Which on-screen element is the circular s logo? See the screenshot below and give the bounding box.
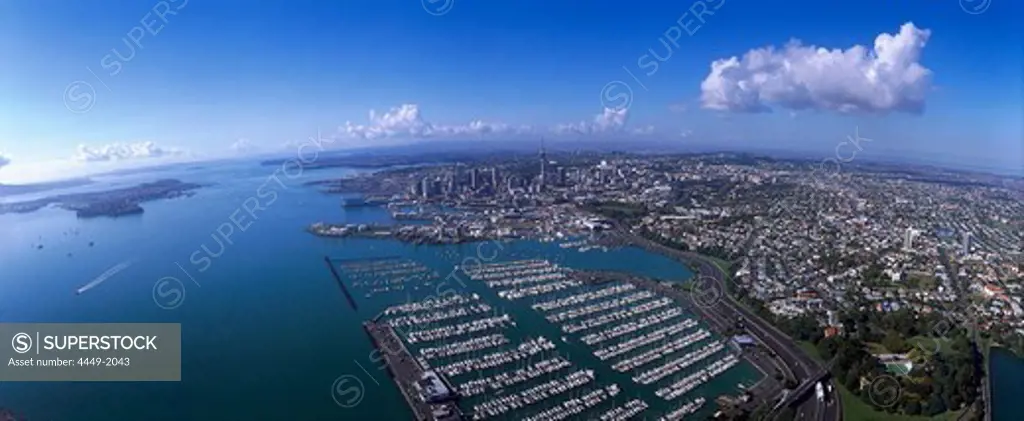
[12,332,32,354]
[422,0,454,16]
[690,275,724,309]
[600,81,633,112]
[63,80,96,114]
[152,276,186,310]
[960,0,992,15]
[331,374,365,408]
[868,375,902,408]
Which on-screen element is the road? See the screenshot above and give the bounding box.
[616,228,841,421]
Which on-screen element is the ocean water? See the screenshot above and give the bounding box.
[0,161,760,420]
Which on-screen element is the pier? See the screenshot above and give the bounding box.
[324,256,358,311]
[363,321,462,421]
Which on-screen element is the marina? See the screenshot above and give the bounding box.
[430,337,557,376]
[331,256,441,297]
[384,293,481,315]
[531,283,637,312]
[598,399,649,421]
[455,356,572,397]
[611,329,712,372]
[403,314,514,344]
[387,303,493,328]
[632,340,726,385]
[359,254,758,420]
[469,369,597,420]
[416,334,510,361]
[594,320,698,361]
[657,397,707,421]
[521,383,622,421]
[656,354,742,401]
[562,297,674,334]
[544,290,656,323]
[580,307,688,345]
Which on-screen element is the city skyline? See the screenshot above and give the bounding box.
[0,0,1021,183]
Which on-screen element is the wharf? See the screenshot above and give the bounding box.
[324,256,359,311]
[363,321,462,421]
[332,255,405,263]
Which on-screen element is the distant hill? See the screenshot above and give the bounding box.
[0,178,93,197]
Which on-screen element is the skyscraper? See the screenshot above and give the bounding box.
[420,177,430,199]
[904,227,917,251]
[452,165,462,192]
[962,231,972,255]
[538,137,546,192]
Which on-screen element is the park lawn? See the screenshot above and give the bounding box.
[798,342,961,421]
[865,341,891,355]
[837,382,961,421]
[905,274,937,290]
[799,341,823,361]
[907,336,953,355]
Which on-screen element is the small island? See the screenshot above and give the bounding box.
[0,179,202,218]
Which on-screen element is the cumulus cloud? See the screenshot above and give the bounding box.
[75,141,183,162]
[700,22,932,114]
[341,104,519,140]
[555,108,629,134]
[230,138,257,153]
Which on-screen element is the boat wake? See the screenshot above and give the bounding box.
[76,260,133,295]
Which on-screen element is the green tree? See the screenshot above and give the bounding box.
[882,330,908,353]
[904,400,922,415]
[925,393,947,416]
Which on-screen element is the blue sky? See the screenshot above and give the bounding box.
[0,0,1021,182]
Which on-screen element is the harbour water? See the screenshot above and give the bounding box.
[0,161,760,420]
[989,347,1024,421]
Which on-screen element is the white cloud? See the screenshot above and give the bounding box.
[632,125,655,135]
[700,22,932,114]
[230,138,257,154]
[555,107,629,134]
[341,104,518,140]
[75,141,183,162]
[0,153,10,170]
[680,130,693,138]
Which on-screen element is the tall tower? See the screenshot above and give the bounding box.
[539,137,547,191]
[420,177,430,199]
[962,231,972,255]
[904,228,917,251]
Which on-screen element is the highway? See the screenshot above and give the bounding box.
[616,228,841,421]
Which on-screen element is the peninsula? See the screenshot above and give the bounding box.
[0,179,203,218]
